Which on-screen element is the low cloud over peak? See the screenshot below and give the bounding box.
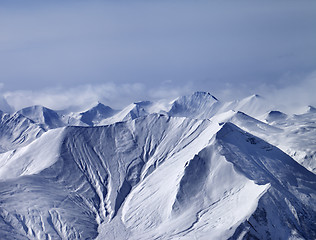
[0,0,315,113]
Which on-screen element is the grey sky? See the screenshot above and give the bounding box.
[0,0,316,110]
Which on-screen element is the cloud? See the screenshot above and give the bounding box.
[0,1,315,114]
[2,69,316,115]
[259,71,316,113]
[202,69,316,114]
[2,82,191,111]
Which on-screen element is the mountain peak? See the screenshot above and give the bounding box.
[80,102,116,126]
[265,110,287,122]
[93,102,111,110]
[168,91,219,119]
[133,100,152,107]
[96,101,104,107]
[252,94,261,98]
[216,122,241,139]
[307,105,316,113]
[192,91,218,101]
[17,105,64,130]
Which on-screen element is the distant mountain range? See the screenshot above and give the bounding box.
[0,91,315,239]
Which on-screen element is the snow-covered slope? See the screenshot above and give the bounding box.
[98,100,172,126]
[0,112,44,153]
[167,92,272,120]
[216,123,316,239]
[264,110,288,123]
[0,115,218,239]
[17,105,64,130]
[0,91,315,239]
[99,101,152,125]
[0,128,64,179]
[168,91,220,119]
[265,109,316,173]
[220,94,273,117]
[79,102,117,126]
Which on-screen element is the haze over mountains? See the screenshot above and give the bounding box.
[0,91,315,239]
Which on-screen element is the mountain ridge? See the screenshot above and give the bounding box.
[0,91,315,239]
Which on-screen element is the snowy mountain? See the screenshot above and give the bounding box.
[17,105,64,130]
[79,102,117,126]
[0,91,315,239]
[168,91,220,119]
[98,100,169,126]
[0,112,44,153]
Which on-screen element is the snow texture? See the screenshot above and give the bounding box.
[0,91,315,239]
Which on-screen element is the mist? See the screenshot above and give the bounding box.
[0,0,315,111]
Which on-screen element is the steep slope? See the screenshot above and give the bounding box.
[109,122,315,240]
[0,110,9,122]
[0,112,44,153]
[79,103,117,126]
[168,91,220,119]
[211,110,282,136]
[211,109,316,173]
[264,110,288,123]
[98,100,170,125]
[17,105,64,130]
[275,110,316,173]
[166,92,272,120]
[98,101,151,125]
[231,108,316,173]
[0,115,315,239]
[0,92,315,239]
[219,94,272,117]
[216,123,316,239]
[0,114,219,239]
[0,128,64,179]
[118,133,269,239]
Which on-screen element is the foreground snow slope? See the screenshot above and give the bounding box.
[0,114,315,239]
[0,128,64,180]
[0,115,217,239]
[217,123,316,239]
